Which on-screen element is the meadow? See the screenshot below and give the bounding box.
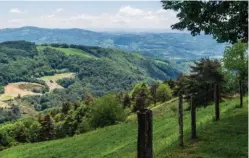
[0,96,247,158]
[40,73,75,91]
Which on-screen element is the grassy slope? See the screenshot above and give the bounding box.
[37,46,96,59]
[1,97,247,158]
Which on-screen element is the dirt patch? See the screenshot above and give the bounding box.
[0,82,43,108]
[4,82,43,98]
[0,82,42,101]
[18,83,43,91]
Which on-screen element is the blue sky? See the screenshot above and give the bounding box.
[0,1,179,31]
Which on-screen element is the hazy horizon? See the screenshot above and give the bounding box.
[0,26,187,33]
[0,1,179,31]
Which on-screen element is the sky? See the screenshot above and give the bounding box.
[0,1,179,32]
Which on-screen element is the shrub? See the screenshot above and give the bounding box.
[156,83,172,102]
[90,94,125,128]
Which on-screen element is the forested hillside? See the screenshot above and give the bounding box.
[0,27,226,59]
[0,41,180,114]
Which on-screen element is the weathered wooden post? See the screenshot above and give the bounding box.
[137,109,153,158]
[214,84,220,121]
[190,95,197,139]
[178,93,183,147]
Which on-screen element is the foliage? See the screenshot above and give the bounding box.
[0,106,21,124]
[84,93,95,106]
[90,94,126,128]
[175,59,224,106]
[0,97,246,158]
[223,41,248,79]
[130,83,151,111]
[162,1,248,43]
[156,83,172,102]
[123,93,131,108]
[56,78,75,88]
[38,114,56,141]
[221,70,239,94]
[223,41,248,103]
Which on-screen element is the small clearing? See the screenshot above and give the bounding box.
[40,73,75,91]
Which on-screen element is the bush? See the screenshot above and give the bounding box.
[56,78,75,88]
[90,94,126,128]
[0,131,15,148]
[156,83,172,102]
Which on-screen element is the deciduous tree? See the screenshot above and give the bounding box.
[161,1,248,43]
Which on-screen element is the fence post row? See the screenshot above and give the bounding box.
[178,93,184,147]
[137,109,153,158]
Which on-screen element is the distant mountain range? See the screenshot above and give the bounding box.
[0,26,227,59]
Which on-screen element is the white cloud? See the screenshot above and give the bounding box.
[66,6,178,29]
[118,6,144,16]
[55,8,64,13]
[9,8,24,14]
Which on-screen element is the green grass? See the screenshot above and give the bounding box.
[0,97,247,158]
[37,46,96,59]
[39,73,75,81]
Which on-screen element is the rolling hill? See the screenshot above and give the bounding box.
[0,96,247,158]
[0,41,181,111]
[0,27,227,59]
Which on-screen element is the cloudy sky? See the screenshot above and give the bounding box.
[0,1,179,32]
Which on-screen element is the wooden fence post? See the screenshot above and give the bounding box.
[214,84,220,121]
[137,109,153,158]
[178,94,183,147]
[190,95,197,140]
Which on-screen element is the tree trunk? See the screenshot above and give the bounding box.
[239,80,243,107]
[190,96,196,139]
[178,94,183,147]
[137,109,153,158]
[214,84,220,121]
